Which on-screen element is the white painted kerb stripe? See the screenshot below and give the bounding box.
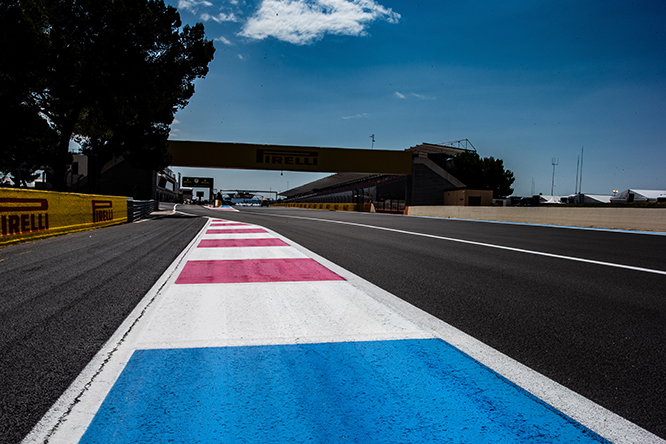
[23,216,665,444]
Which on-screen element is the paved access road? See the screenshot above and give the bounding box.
[180,205,666,439]
[0,212,206,444]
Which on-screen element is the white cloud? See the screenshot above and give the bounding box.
[239,0,400,45]
[342,113,369,119]
[178,0,212,14]
[201,12,240,23]
[394,91,436,100]
[169,119,181,135]
[410,93,436,100]
[215,36,234,45]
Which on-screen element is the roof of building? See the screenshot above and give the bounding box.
[563,193,613,203]
[280,140,476,198]
[280,172,380,197]
[626,189,666,198]
[407,141,476,158]
[610,189,666,202]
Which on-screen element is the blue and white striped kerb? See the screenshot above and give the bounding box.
[25,218,655,443]
[80,340,608,443]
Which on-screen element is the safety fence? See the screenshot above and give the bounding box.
[127,199,158,223]
[374,199,405,214]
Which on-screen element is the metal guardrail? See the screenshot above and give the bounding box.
[127,199,158,222]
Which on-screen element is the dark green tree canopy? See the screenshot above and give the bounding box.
[447,151,515,198]
[0,0,215,189]
[0,0,56,186]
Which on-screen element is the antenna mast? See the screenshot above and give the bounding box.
[579,147,584,194]
[575,155,580,195]
[531,177,535,196]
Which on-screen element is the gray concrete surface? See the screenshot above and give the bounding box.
[406,205,666,232]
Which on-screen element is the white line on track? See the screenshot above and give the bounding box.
[251,216,665,444]
[23,215,665,444]
[22,219,204,444]
[248,212,666,276]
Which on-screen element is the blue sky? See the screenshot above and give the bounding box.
[167,0,666,197]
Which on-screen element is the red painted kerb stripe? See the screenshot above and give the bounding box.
[206,228,267,234]
[175,258,345,284]
[198,239,289,248]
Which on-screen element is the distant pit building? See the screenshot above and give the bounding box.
[279,140,494,211]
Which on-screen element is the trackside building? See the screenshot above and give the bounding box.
[278,141,486,211]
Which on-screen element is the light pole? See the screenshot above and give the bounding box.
[551,157,559,196]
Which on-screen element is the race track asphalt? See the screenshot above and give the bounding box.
[0,212,206,444]
[184,205,666,439]
[3,204,665,441]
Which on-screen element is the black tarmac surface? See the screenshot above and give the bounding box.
[0,211,206,444]
[2,204,665,442]
[188,205,666,439]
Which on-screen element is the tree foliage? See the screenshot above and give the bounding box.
[447,151,515,198]
[0,0,215,190]
[0,0,57,186]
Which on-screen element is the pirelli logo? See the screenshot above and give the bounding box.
[0,198,49,236]
[256,149,319,167]
[92,200,114,223]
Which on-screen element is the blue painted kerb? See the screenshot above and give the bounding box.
[80,339,610,443]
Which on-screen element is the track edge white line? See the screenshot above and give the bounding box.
[260,226,666,444]
[21,218,212,444]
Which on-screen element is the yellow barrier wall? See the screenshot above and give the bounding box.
[0,188,128,246]
[272,202,373,212]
